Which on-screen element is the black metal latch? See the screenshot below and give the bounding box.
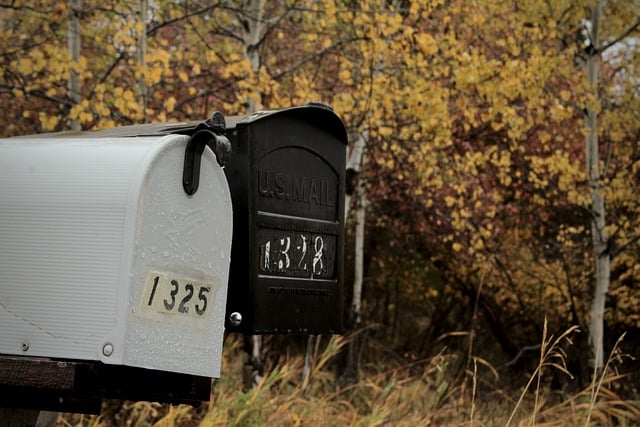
[182,111,231,196]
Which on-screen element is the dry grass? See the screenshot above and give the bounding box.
[59,331,639,427]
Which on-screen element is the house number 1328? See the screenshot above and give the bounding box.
[259,233,327,277]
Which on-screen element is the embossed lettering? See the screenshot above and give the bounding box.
[258,169,272,196]
[258,169,336,207]
[293,175,308,203]
[275,173,287,199]
[322,179,335,207]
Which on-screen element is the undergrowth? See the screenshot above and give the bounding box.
[59,330,639,427]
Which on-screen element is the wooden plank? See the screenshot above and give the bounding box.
[0,356,209,414]
[0,356,75,390]
[0,408,39,427]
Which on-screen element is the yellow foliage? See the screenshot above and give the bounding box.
[38,112,58,131]
[414,33,438,56]
[444,196,456,208]
[164,97,177,113]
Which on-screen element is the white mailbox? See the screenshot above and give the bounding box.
[0,124,232,379]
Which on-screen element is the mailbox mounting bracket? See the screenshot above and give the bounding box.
[183,111,232,195]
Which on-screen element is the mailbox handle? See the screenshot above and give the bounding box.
[183,113,231,195]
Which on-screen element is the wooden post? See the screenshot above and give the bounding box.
[0,409,57,427]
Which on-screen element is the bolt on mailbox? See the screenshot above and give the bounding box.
[223,103,347,334]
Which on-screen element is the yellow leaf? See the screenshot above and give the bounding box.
[339,69,352,82]
[17,58,32,74]
[38,113,59,131]
[415,33,438,56]
[165,96,177,113]
[379,126,393,137]
[445,195,456,207]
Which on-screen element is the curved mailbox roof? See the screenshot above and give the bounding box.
[24,104,349,145]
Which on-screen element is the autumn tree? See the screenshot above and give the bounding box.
[302,0,640,380]
[581,0,640,374]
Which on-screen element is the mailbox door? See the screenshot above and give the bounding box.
[224,106,347,334]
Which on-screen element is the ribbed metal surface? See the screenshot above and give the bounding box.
[0,140,148,359]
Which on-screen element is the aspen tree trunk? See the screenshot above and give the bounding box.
[342,131,368,383]
[68,0,81,131]
[345,132,368,221]
[240,0,265,389]
[585,0,610,374]
[352,166,366,324]
[241,0,265,113]
[350,132,368,326]
[139,0,148,122]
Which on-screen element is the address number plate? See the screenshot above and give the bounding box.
[258,230,336,280]
[141,273,213,318]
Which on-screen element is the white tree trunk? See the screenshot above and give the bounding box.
[139,0,148,122]
[239,0,265,388]
[242,0,265,113]
[586,0,610,374]
[68,0,81,131]
[345,131,368,219]
[353,182,366,325]
[341,132,368,384]
[352,139,367,326]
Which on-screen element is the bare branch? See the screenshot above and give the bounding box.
[147,3,223,38]
[599,19,640,53]
[86,51,126,100]
[611,234,640,260]
[270,37,367,82]
[0,3,52,13]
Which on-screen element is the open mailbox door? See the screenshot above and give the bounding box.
[223,104,347,334]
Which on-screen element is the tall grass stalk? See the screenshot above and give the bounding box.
[506,320,578,427]
[584,333,625,426]
[469,357,478,427]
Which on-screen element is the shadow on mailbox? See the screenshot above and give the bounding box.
[224,104,347,334]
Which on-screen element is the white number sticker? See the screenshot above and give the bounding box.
[259,232,334,279]
[141,273,212,318]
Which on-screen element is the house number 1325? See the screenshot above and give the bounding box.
[143,274,211,318]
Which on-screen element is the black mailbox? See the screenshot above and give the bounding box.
[224,104,347,334]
